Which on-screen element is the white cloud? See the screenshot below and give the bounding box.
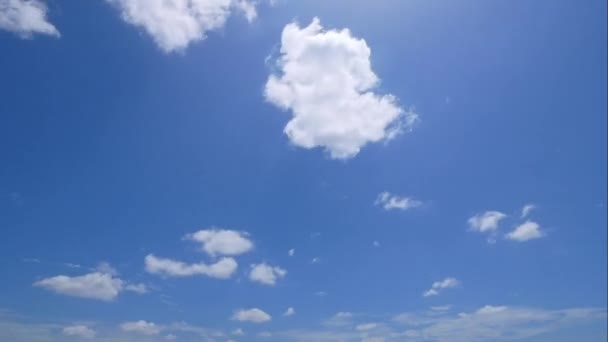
[145,254,237,279]
[249,263,286,285]
[231,328,245,336]
[120,320,160,335]
[264,18,417,159]
[468,211,507,233]
[283,307,295,317]
[392,306,607,342]
[323,312,353,327]
[288,248,295,256]
[506,221,544,241]
[232,308,272,323]
[311,257,321,264]
[521,204,536,218]
[315,291,327,296]
[33,272,124,301]
[423,277,460,297]
[258,331,273,337]
[0,0,59,38]
[375,192,422,211]
[373,241,380,247]
[62,325,96,339]
[165,334,177,340]
[106,0,256,52]
[125,283,148,294]
[186,228,253,256]
[356,323,378,331]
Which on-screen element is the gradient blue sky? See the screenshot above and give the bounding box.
[0,0,606,341]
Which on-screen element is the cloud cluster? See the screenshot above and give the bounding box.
[33,264,147,301]
[375,192,422,211]
[423,277,460,297]
[106,0,257,52]
[265,18,417,159]
[469,204,545,243]
[0,0,59,38]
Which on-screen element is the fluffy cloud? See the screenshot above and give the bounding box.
[120,320,160,335]
[106,0,256,52]
[186,228,254,256]
[423,277,460,297]
[249,263,286,285]
[506,221,544,241]
[0,0,59,38]
[468,211,507,233]
[375,192,422,211]
[145,254,237,279]
[62,325,96,339]
[283,307,295,317]
[264,18,417,159]
[34,271,124,301]
[521,204,536,218]
[232,308,272,323]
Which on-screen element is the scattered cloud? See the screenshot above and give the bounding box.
[288,248,295,256]
[249,263,286,285]
[120,320,160,335]
[232,308,272,323]
[315,291,327,297]
[506,221,544,242]
[423,277,460,297]
[231,328,245,336]
[264,17,417,159]
[521,204,536,218]
[0,0,59,38]
[323,312,353,327]
[145,254,237,279]
[468,211,507,233]
[356,323,378,331]
[165,334,177,340]
[258,331,273,337]
[392,306,607,342]
[106,0,257,52]
[311,257,321,264]
[32,264,144,301]
[375,192,422,211]
[186,228,254,257]
[62,325,96,339]
[125,283,148,294]
[373,241,381,247]
[283,307,295,317]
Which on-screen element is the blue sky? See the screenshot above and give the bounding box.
[0,0,606,341]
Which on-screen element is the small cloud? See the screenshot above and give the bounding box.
[185,228,254,257]
[311,257,321,264]
[310,232,321,239]
[506,221,544,242]
[232,308,272,323]
[315,291,327,297]
[165,334,177,340]
[232,328,245,336]
[125,283,148,294]
[62,325,96,339]
[375,192,422,211]
[372,241,380,248]
[249,263,287,286]
[283,307,295,317]
[0,0,60,38]
[288,248,295,256]
[521,204,536,218]
[323,312,353,327]
[423,277,460,297]
[63,263,81,269]
[468,211,507,233]
[22,258,40,263]
[34,271,123,301]
[258,331,273,337]
[145,254,238,279]
[356,323,378,331]
[120,320,160,335]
